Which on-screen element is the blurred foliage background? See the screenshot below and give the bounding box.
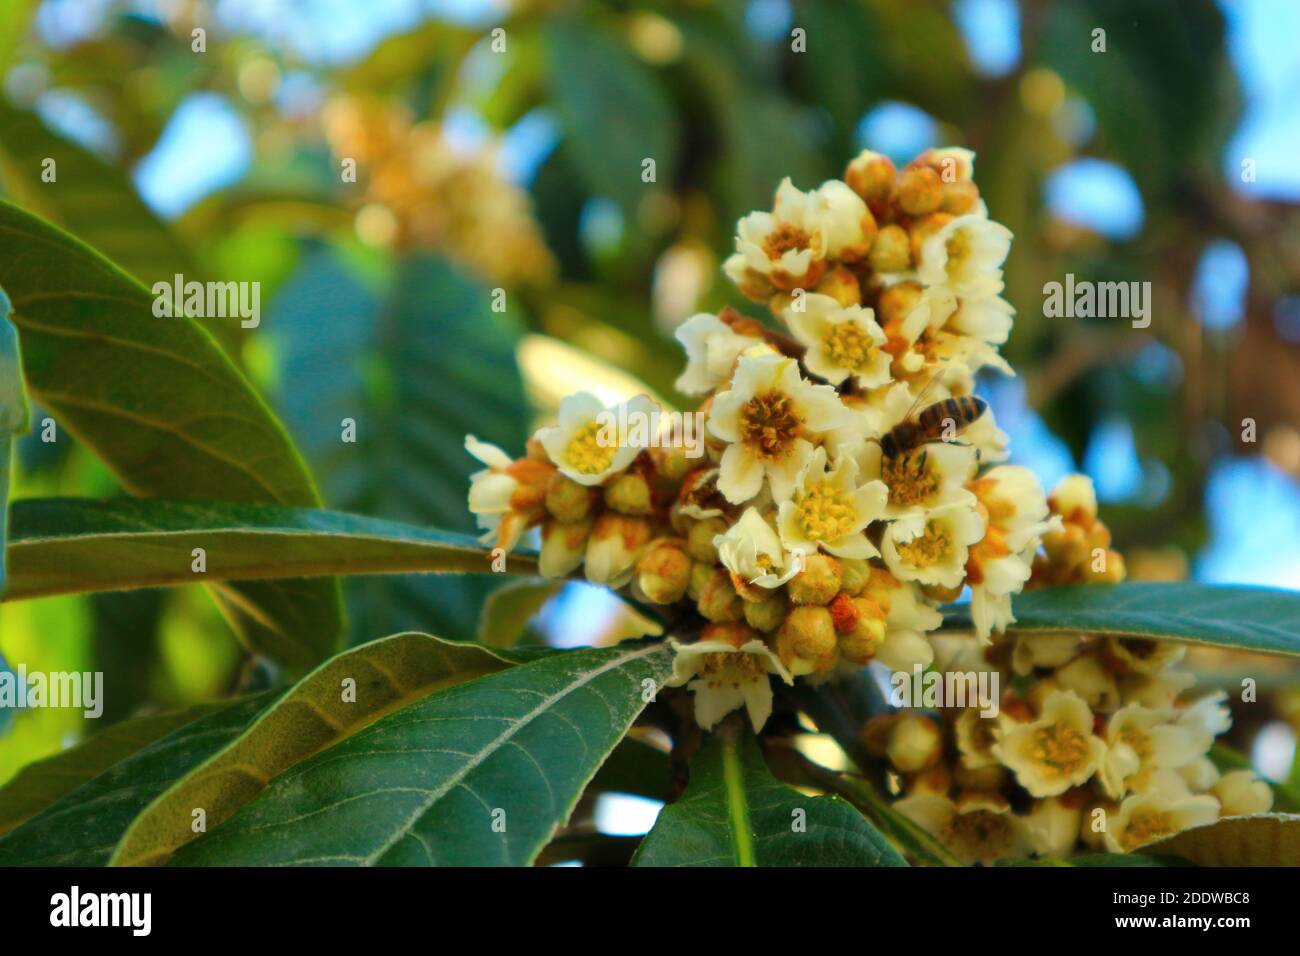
[2,0,1299,803]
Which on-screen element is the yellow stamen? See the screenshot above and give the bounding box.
[799,480,858,542]
[896,523,950,568]
[740,390,801,459]
[564,420,616,475]
[821,321,877,371]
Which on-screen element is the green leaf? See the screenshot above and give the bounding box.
[942,583,1300,656]
[111,633,525,867]
[1,287,30,597]
[170,641,672,866]
[1139,813,1300,866]
[632,722,907,867]
[545,18,677,215]
[4,497,538,602]
[0,701,229,837]
[0,695,275,866]
[270,249,530,645]
[0,200,341,672]
[478,579,563,648]
[0,103,198,287]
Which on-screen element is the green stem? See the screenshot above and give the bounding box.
[719,720,756,867]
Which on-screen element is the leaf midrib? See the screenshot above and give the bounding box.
[364,641,665,865]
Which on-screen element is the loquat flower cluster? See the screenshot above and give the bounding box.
[462,150,1261,859]
[875,608,1272,862]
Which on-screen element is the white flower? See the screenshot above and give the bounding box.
[1053,652,1121,713]
[465,435,549,550]
[1106,635,1186,676]
[536,392,658,486]
[673,312,759,396]
[666,633,793,731]
[725,178,831,292]
[782,293,891,388]
[707,351,849,503]
[813,179,875,261]
[1026,796,1084,859]
[917,214,1012,298]
[882,500,985,589]
[895,792,1033,865]
[1049,473,1098,523]
[1211,770,1273,816]
[715,507,801,589]
[776,447,888,558]
[862,439,978,522]
[1100,703,1216,799]
[1104,773,1220,853]
[994,690,1106,797]
[955,706,1000,770]
[965,465,1061,640]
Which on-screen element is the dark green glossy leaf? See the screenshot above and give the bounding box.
[0,200,341,671]
[269,249,530,645]
[545,19,677,215]
[633,722,907,867]
[0,695,274,866]
[4,497,537,602]
[0,103,197,286]
[942,583,1300,656]
[171,641,672,866]
[0,701,229,837]
[1,287,29,596]
[112,633,525,866]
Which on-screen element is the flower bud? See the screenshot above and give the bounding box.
[909,762,953,796]
[686,516,728,563]
[743,592,788,633]
[867,224,911,274]
[635,539,692,604]
[838,612,885,666]
[1212,770,1273,816]
[545,473,596,524]
[688,560,716,601]
[838,558,870,596]
[584,514,653,587]
[876,281,923,327]
[650,445,694,484]
[787,553,842,606]
[895,165,943,216]
[776,606,838,676]
[844,150,896,205]
[885,714,943,773]
[604,471,654,516]
[941,179,980,214]
[696,567,745,623]
[701,620,761,648]
[539,517,594,578]
[814,267,862,308]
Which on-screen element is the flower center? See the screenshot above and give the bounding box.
[945,228,973,273]
[1118,724,1152,762]
[1031,722,1090,773]
[945,809,1011,859]
[564,420,616,475]
[895,522,951,569]
[764,223,813,260]
[1121,809,1173,851]
[701,651,765,688]
[882,452,938,507]
[821,321,877,370]
[799,480,858,542]
[740,390,802,459]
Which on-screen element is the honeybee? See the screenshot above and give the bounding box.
[878,389,988,460]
